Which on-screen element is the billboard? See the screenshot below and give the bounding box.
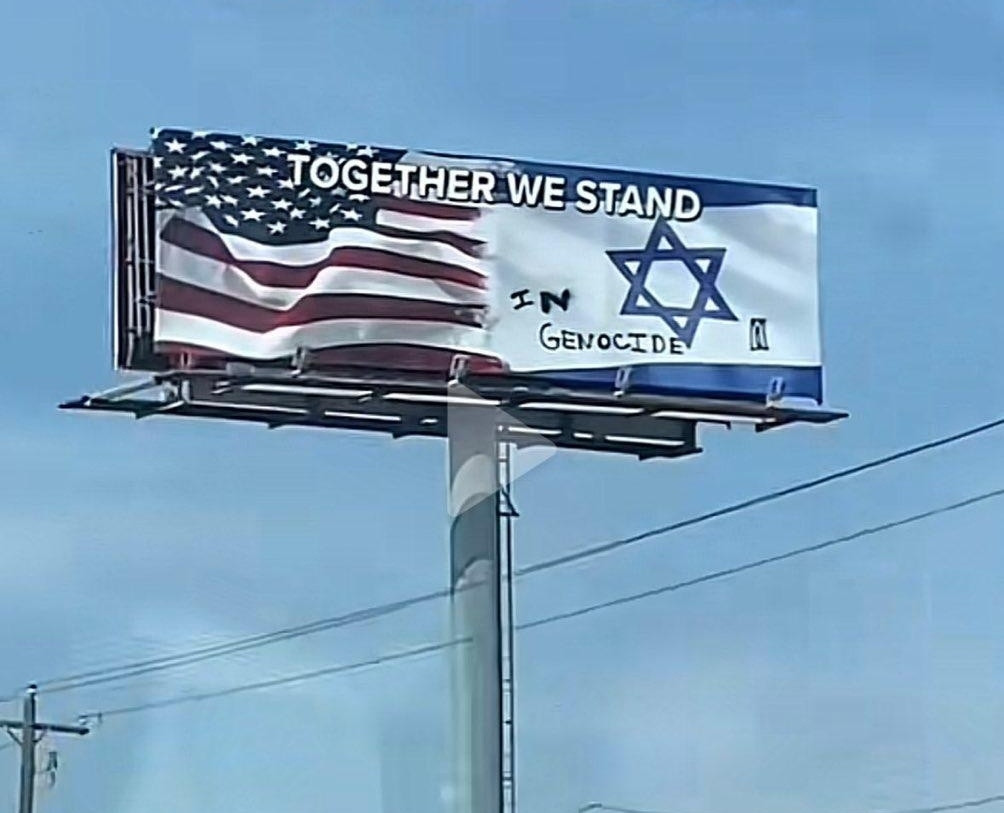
[119,128,822,403]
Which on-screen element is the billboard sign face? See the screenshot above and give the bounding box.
[144,128,822,402]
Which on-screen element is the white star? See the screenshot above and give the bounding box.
[356,146,377,158]
[208,162,226,174]
[309,196,322,207]
[262,146,284,158]
[227,176,247,186]
[167,166,188,180]
[349,193,369,202]
[209,140,230,151]
[232,153,253,166]
[328,203,341,214]
[190,150,210,162]
[342,208,362,222]
[332,188,347,198]
[256,166,278,178]
[207,176,220,189]
[278,179,296,190]
[185,185,204,196]
[189,166,204,179]
[241,135,260,146]
[267,221,287,235]
[224,214,239,227]
[192,130,211,138]
[221,194,239,206]
[164,138,186,154]
[289,207,305,220]
[150,127,162,139]
[242,208,264,222]
[205,195,222,208]
[294,140,316,151]
[310,217,330,230]
[153,156,163,169]
[298,188,311,199]
[247,185,268,199]
[346,143,359,151]
[271,199,292,211]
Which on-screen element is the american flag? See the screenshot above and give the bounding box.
[151,128,504,373]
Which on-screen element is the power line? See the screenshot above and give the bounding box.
[90,638,463,718]
[81,486,1004,720]
[579,796,1004,813]
[518,488,1004,631]
[892,795,1004,813]
[20,588,449,700]
[580,804,668,813]
[19,411,1004,701]
[516,415,1004,577]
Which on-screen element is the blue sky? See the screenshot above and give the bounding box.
[1,2,1003,813]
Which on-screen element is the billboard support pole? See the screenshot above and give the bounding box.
[448,385,503,813]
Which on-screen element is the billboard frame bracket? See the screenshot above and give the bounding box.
[449,354,471,387]
[766,376,787,405]
[499,483,519,519]
[292,347,313,377]
[613,366,633,397]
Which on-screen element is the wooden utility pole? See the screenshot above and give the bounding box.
[0,685,89,813]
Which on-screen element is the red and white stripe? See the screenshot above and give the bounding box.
[153,190,504,370]
[374,196,483,239]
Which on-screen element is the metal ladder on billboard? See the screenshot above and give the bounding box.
[498,441,518,813]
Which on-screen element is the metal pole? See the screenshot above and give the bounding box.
[499,441,517,813]
[448,390,502,813]
[18,686,36,813]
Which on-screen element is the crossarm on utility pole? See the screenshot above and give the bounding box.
[0,721,90,737]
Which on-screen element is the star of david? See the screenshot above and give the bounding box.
[607,219,738,347]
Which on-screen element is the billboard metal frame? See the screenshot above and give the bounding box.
[61,363,845,461]
[111,149,165,373]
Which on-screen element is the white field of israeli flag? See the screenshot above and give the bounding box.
[410,149,821,402]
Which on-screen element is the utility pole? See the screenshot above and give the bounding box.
[0,685,89,813]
